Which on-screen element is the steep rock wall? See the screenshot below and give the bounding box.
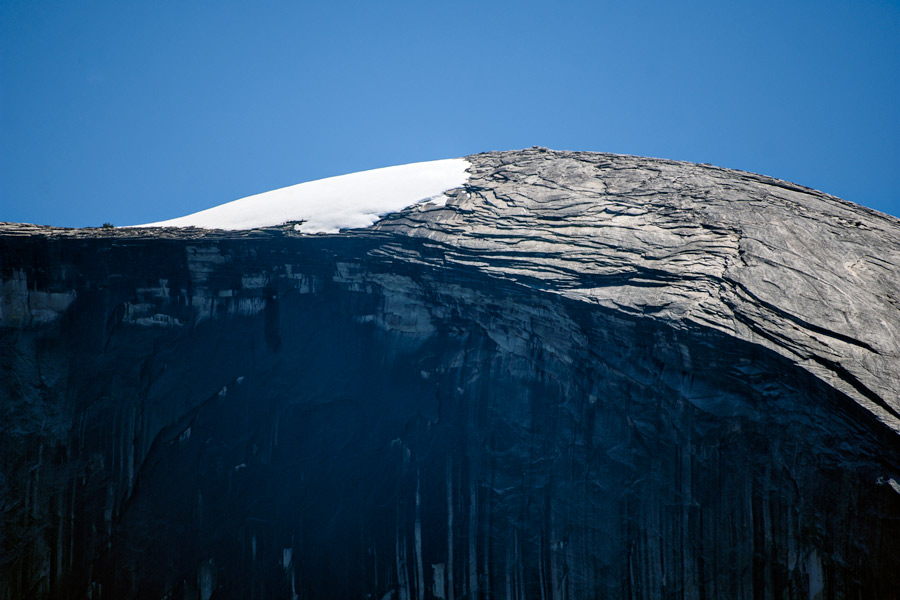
[2,149,900,599]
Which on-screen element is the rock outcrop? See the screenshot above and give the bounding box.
[2,148,899,599]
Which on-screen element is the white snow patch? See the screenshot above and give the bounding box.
[132,158,470,233]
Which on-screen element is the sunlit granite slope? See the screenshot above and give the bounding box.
[2,148,899,599]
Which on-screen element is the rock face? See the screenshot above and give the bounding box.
[2,148,899,599]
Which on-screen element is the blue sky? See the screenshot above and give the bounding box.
[1,1,898,227]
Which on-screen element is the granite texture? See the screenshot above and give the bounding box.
[2,148,899,599]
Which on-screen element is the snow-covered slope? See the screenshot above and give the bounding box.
[134,158,470,233]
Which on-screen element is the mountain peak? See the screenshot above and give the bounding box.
[2,148,899,598]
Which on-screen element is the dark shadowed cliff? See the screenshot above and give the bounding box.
[2,148,899,599]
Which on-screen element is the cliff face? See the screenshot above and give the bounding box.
[2,148,899,600]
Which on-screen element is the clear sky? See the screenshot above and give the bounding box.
[1,1,898,227]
